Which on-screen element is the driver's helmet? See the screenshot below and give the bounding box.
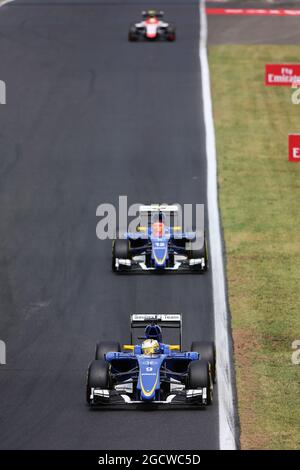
[142,339,160,355]
[152,222,164,237]
[148,10,156,17]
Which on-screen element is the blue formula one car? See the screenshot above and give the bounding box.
[112,204,208,273]
[86,314,216,407]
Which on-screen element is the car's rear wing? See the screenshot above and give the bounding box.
[139,204,180,228]
[142,10,164,19]
[130,313,182,348]
[139,204,179,213]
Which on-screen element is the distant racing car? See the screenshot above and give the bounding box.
[86,314,216,407]
[112,204,208,273]
[128,10,176,42]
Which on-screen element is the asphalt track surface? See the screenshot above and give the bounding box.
[0,0,218,449]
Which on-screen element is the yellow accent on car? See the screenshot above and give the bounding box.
[153,250,167,266]
[137,226,147,231]
[123,345,134,351]
[169,345,180,351]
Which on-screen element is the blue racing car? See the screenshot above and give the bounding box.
[112,204,208,273]
[86,314,216,407]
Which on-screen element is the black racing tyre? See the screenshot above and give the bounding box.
[186,237,205,257]
[86,359,110,404]
[188,359,213,405]
[186,237,208,271]
[191,341,216,383]
[128,26,138,41]
[112,239,131,272]
[166,25,176,41]
[95,341,121,360]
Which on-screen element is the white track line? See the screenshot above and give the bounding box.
[199,0,237,450]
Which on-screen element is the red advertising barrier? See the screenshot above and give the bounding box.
[289,134,300,162]
[206,8,300,16]
[265,64,300,87]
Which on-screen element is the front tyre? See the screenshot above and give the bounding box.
[188,359,213,405]
[128,25,138,41]
[186,236,208,272]
[112,239,131,272]
[86,359,110,405]
[166,25,176,41]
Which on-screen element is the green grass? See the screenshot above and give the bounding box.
[209,45,300,449]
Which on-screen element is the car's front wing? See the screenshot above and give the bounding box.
[114,255,206,273]
[89,388,208,406]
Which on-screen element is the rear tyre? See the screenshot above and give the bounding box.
[188,359,213,405]
[112,239,131,272]
[191,341,216,383]
[95,341,121,360]
[86,359,110,405]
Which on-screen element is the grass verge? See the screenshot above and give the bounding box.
[209,45,300,449]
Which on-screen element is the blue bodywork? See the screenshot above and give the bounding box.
[125,225,195,268]
[106,344,199,401]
